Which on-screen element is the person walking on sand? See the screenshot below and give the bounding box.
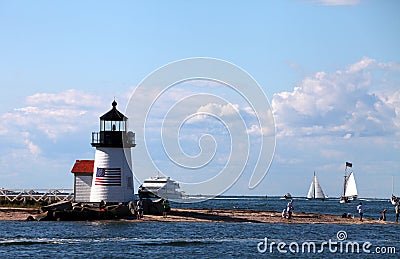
[357,202,364,221]
[395,202,399,223]
[287,200,294,220]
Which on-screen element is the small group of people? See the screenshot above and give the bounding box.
[128,198,143,219]
[128,198,171,219]
[281,199,294,220]
[356,201,400,223]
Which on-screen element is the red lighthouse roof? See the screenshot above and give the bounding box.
[71,160,94,174]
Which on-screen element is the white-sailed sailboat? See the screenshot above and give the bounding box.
[307,172,327,200]
[340,162,358,203]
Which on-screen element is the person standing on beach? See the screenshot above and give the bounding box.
[128,200,135,218]
[357,202,364,221]
[137,198,143,219]
[395,202,399,223]
[287,200,294,220]
[162,198,170,218]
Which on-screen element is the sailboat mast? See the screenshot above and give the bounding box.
[314,171,316,199]
[392,176,394,194]
[343,165,347,197]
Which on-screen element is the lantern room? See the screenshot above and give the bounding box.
[91,100,135,148]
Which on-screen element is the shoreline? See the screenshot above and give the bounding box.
[0,207,41,221]
[0,207,396,224]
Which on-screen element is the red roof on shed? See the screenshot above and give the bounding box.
[71,160,94,174]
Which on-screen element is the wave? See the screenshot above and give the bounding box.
[0,239,58,246]
[0,236,260,247]
[0,237,129,246]
[138,240,213,247]
[136,237,260,246]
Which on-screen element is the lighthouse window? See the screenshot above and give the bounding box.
[104,121,111,131]
[99,119,126,131]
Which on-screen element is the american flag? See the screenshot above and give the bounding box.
[95,167,121,186]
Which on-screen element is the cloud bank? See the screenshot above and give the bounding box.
[272,57,400,140]
[266,57,400,197]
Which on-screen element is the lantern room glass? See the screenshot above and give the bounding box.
[100,119,126,132]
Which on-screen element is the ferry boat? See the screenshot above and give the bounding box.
[138,175,184,200]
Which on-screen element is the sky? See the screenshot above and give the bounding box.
[0,0,399,198]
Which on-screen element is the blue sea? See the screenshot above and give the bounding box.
[1,197,399,258]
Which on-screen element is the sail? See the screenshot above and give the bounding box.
[307,174,326,199]
[314,176,326,199]
[345,172,358,197]
[307,182,314,199]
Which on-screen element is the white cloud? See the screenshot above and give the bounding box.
[243,106,256,116]
[26,89,100,107]
[197,103,239,117]
[2,89,103,140]
[347,57,375,73]
[343,133,352,139]
[189,102,276,137]
[311,0,361,6]
[25,139,41,155]
[272,57,400,139]
[247,124,261,135]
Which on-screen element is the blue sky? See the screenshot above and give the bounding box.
[0,1,399,198]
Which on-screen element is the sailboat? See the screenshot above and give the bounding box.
[307,171,327,200]
[340,162,358,204]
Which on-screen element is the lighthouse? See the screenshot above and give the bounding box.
[89,100,136,203]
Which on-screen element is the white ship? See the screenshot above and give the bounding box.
[138,175,185,200]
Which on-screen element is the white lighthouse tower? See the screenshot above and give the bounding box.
[89,100,135,203]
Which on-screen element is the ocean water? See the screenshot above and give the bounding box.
[0,197,399,258]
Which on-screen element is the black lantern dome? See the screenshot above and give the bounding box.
[100,100,126,121]
[91,100,135,148]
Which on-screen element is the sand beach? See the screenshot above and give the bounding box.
[0,207,395,224]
